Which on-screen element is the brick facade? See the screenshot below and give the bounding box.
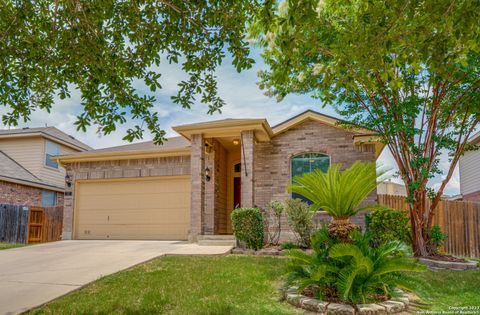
[62,116,378,242]
[62,156,191,240]
[254,120,377,240]
[0,180,63,207]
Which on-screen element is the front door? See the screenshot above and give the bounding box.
[233,177,241,209]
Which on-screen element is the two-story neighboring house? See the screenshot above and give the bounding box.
[0,127,91,207]
[459,131,480,202]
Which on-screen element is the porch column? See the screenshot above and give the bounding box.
[241,130,255,208]
[190,134,205,241]
[61,165,75,240]
[204,139,215,235]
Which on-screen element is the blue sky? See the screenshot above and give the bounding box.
[0,49,461,195]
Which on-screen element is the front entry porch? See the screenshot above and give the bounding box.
[172,118,271,242]
[195,134,245,237]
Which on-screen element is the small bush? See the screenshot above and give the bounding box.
[280,242,298,250]
[284,198,315,247]
[366,207,410,246]
[428,224,448,254]
[231,208,264,250]
[262,200,285,246]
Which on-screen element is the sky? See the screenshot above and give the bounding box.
[0,49,461,196]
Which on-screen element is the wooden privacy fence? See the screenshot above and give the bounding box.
[0,204,63,244]
[378,194,480,258]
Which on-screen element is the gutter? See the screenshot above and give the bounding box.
[0,175,64,192]
[55,147,191,164]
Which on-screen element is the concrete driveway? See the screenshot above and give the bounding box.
[0,240,232,315]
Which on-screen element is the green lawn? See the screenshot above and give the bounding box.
[0,242,24,250]
[419,268,480,311]
[28,255,480,315]
[29,256,302,315]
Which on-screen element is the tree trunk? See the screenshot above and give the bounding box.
[410,193,429,257]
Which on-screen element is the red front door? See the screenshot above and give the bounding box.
[233,177,241,209]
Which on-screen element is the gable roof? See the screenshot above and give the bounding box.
[56,136,190,163]
[57,109,384,163]
[272,110,376,136]
[173,118,273,141]
[0,127,91,151]
[0,151,63,191]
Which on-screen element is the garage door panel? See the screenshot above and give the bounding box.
[79,180,190,196]
[76,224,189,240]
[76,210,189,225]
[78,193,190,211]
[75,176,191,240]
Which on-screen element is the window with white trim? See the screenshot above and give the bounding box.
[45,140,60,169]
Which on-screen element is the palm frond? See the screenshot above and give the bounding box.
[288,162,385,218]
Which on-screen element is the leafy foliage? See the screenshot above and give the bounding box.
[284,198,315,247]
[366,207,411,246]
[262,200,285,246]
[280,242,299,250]
[252,0,480,256]
[428,225,448,255]
[0,0,258,143]
[231,207,265,250]
[289,162,383,219]
[285,226,428,304]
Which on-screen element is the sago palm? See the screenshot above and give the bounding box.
[288,162,386,238]
[285,227,428,304]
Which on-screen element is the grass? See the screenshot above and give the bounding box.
[27,255,480,315]
[0,242,24,250]
[28,256,302,315]
[418,268,480,310]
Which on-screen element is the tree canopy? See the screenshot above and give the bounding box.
[0,0,259,143]
[252,0,480,256]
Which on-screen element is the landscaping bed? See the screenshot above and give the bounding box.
[418,257,478,271]
[283,286,410,315]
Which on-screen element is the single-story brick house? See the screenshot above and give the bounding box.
[57,110,384,241]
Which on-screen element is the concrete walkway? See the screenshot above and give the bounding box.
[0,240,232,315]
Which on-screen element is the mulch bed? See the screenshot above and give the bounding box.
[420,254,466,262]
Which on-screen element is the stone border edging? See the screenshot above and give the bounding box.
[283,286,410,315]
[418,258,478,271]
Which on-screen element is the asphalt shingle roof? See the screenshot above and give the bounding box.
[0,127,91,151]
[0,151,61,189]
[65,136,190,156]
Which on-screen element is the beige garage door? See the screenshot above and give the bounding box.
[74,176,191,240]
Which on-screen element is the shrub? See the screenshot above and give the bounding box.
[428,225,448,254]
[231,208,264,250]
[286,226,428,304]
[262,200,285,246]
[366,207,410,246]
[284,198,315,248]
[281,242,299,250]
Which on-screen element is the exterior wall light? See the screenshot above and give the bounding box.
[65,174,72,188]
[205,167,211,182]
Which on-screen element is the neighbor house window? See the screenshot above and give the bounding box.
[45,140,60,169]
[42,191,56,207]
[291,153,330,203]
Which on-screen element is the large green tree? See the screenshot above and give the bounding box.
[252,0,480,256]
[0,0,259,143]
